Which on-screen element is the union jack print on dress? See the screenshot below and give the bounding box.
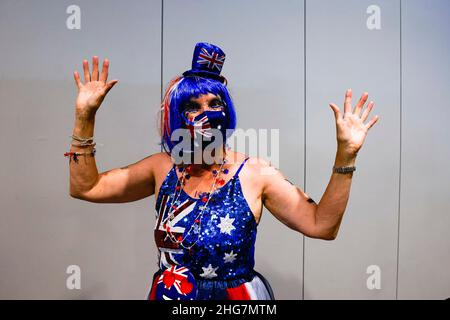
[154,195,196,269]
[149,264,197,300]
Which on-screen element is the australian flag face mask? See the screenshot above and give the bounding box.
[179,110,228,161]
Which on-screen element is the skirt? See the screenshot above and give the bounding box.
[147,268,275,300]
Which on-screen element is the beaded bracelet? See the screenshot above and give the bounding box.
[72,134,93,141]
[65,134,96,162]
[71,141,96,147]
[64,148,96,163]
[71,134,95,146]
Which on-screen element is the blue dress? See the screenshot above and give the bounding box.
[147,157,275,300]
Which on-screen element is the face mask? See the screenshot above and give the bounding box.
[180,110,228,162]
[183,110,228,142]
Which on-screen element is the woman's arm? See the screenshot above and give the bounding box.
[313,151,356,240]
[260,151,355,240]
[69,56,164,203]
[72,153,167,203]
[69,110,163,203]
[261,89,379,240]
[69,56,118,198]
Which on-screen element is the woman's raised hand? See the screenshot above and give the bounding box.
[73,56,119,117]
[329,89,379,157]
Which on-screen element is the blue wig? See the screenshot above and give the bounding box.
[160,75,237,154]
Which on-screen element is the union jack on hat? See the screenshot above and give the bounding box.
[182,42,228,85]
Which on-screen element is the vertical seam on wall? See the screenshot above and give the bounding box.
[395,0,402,300]
[160,0,164,153]
[302,0,306,301]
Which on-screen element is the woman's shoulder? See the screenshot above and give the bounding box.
[150,151,173,162]
[147,152,177,196]
[146,151,174,177]
[228,151,276,177]
[229,151,276,201]
[144,151,172,165]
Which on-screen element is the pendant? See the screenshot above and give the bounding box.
[192,223,200,234]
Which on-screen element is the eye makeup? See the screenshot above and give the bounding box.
[182,97,224,112]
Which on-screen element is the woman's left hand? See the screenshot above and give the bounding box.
[329,89,379,157]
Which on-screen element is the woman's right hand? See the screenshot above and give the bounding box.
[73,56,119,117]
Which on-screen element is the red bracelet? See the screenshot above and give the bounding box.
[64,148,96,163]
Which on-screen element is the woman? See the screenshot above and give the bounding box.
[68,42,379,300]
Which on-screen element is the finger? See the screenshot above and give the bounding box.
[104,79,119,94]
[83,59,91,83]
[73,71,82,89]
[365,115,379,130]
[92,56,99,81]
[329,103,341,121]
[361,101,374,122]
[99,58,109,83]
[354,91,368,116]
[344,88,352,115]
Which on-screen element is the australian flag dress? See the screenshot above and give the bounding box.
[147,156,275,300]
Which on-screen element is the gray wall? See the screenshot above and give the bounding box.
[0,0,449,299]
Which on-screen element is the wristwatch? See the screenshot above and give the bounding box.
[333,166,356,174]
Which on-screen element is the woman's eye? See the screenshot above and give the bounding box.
[210,104,224,109]
[184,105,198,112]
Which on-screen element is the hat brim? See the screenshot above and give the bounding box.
[182,70,227,85]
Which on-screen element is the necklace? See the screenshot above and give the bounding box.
[163,157,229,251]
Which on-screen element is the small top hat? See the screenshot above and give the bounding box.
[182,42,227,85]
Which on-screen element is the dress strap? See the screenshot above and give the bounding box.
[233,156,250,178]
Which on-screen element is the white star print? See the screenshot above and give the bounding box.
[217,214,236,235]
[223,250,237,264]
[200,264,218,279]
